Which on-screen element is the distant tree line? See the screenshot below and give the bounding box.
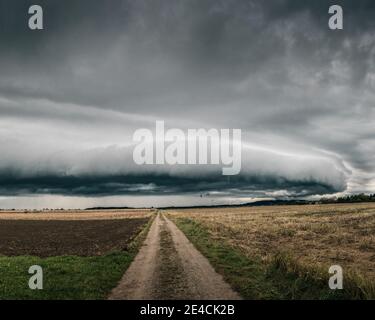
[335,193,375,203]
[319,193,375,204]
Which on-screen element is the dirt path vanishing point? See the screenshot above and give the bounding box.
[109,213,241,300]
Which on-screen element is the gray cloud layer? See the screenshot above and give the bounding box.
[0,0,374,207]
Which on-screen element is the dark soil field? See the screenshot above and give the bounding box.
[0,218,149,257]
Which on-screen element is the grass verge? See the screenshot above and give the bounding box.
[0,214,155,300]
[172,217,375,300]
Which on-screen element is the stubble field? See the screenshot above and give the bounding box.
[167,203,375,299]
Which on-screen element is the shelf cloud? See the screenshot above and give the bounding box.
[0,0,374,208]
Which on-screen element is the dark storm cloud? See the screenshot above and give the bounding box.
[1,0,373,108]
[0,0,374,203]
[0,173,342,197]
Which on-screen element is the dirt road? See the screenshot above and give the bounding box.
[109,213,241,300]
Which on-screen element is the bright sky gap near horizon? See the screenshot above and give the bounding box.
[0,0,374,209]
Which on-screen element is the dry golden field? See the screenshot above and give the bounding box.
[167,203,375,282]
[0,209,153,221]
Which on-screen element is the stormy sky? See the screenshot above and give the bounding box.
[0,0,374,208]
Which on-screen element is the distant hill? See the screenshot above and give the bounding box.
[158,199,312,210]
[85,206,134,210]
[83,194,375,211]
[241,199,311,206]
